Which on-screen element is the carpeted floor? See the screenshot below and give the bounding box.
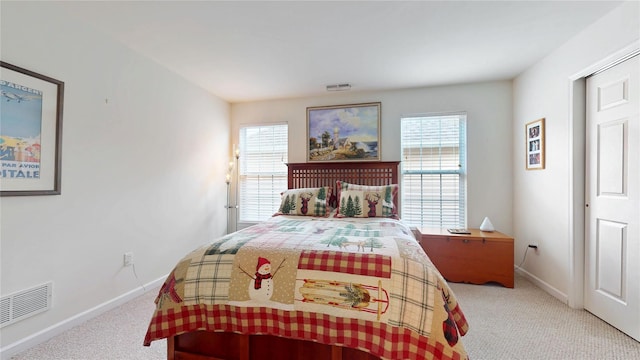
[449,274,640,359]
[9,289,166,360]
[9,273,640,359]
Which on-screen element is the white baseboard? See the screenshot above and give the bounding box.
[0,275,166,360]
[515,266,568,305]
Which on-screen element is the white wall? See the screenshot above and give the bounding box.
[232,81,514,234]
[0,2,230,352]
[6,0,632,353]
[513,1,639,303]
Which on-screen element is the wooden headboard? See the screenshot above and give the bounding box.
[287,161,400,210]
[287,161,399,189]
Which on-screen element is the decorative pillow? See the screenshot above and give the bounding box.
[335,181,399,218]
[274,187,332,217]
[337,190,367,218]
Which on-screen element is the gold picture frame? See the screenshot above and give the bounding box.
[306,102,381,162]
[525,118,545,170]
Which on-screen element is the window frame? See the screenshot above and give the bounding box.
[400,112,467,228]
[238,123,288,225]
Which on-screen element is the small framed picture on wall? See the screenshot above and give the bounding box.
[525,118,545,170]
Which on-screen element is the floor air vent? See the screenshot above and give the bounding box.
[1,282,52,327]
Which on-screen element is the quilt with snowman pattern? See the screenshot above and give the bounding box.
[144,215,469,360]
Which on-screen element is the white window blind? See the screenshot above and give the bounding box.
[239,124,288,222]
[401,114,467,228]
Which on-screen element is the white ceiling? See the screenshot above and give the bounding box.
[58,1,622,103]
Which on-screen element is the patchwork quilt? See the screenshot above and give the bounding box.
[143,215,469,360]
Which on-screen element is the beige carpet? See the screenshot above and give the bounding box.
[448,274,640,360]
[9,273,640,359]
[9,290,166,360]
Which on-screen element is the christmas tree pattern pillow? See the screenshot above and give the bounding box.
[274,187,332,217]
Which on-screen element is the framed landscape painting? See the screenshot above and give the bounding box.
[307,102,381,162]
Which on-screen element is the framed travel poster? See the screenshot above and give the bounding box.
[1,62,64,195]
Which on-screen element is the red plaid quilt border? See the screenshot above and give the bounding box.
[298,250,392,278]
[144,304,467,360]
[451,303,469,336]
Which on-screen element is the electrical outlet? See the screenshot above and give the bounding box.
[123,252,134,267]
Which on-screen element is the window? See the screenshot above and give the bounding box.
[401,113,466,228]
[239,124,288,223]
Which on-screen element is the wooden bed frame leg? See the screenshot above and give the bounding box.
[331,345,343,360]
[167,336,175,360]
[239,334,250,360]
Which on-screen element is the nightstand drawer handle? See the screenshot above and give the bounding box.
[462,239,469,243]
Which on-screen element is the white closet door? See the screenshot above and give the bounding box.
[585,54,639,341]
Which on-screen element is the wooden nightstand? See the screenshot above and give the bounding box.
[416,228,514,288]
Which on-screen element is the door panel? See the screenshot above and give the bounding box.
[596,219,625,301]
[585,54,639,341]
[598,120,626,195]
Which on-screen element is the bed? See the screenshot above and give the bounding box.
[143,161,469,360]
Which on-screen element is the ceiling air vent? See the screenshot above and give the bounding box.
[326,83,351,91]
[1,282,52,328]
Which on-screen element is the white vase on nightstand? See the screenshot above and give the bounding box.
[480,217,495,232]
